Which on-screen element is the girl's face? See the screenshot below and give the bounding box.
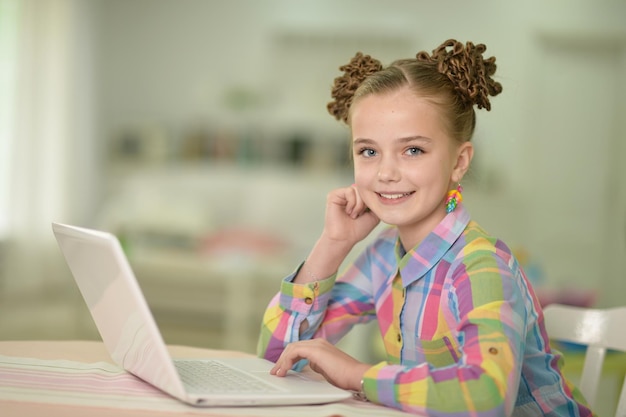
[350,86,472,250]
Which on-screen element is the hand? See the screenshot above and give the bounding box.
[322,185,380,247]
[270,339,370,392]
[293,185,380,285]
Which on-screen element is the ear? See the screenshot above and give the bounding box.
[451,142,473,183]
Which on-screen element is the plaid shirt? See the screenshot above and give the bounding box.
[258,204,595,416]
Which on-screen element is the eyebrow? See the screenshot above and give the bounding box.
[353,136,433,146]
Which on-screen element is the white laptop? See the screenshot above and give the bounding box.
[52,222,352,407]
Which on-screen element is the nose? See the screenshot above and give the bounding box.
[377,157,400,182]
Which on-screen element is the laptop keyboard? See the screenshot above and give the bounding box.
[174,360,282,394]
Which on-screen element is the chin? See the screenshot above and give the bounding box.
[376,207,443,231]
[375,213,414,228]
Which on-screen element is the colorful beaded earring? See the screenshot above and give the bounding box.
[445,184,463,213]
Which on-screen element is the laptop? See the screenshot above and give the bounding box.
[51,222,352,407]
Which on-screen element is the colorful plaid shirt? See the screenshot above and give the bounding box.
[257,204,595,416]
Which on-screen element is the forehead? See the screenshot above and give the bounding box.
[350,88,449,142]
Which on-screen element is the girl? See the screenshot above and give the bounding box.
[257,39,594,416]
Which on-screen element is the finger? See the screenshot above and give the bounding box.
[271,362,290,377]
[270,352,304,377]
[271,356,294,376]
[326,187,353,215]
[343,186,358,216]
[351,186,369,218]
[270,364,280,376]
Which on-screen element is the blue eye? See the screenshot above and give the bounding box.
[406,147,423,156]
[358,148,377,158]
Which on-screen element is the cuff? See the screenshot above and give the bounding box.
[278,264,336,314]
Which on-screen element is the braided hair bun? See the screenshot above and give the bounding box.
[327,53,383,124]
[327,39,503,127]
[416,39,502,111]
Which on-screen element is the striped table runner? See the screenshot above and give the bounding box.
[0,355,412,416]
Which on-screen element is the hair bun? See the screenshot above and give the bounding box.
[327,52,383,123]
[417,39,503,111]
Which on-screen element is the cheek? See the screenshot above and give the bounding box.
[353,161,374,182]
[431,156,456,182]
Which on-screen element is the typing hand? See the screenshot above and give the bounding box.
[270,339,370,392]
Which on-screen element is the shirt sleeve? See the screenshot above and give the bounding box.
[362,242,530,416]
[257,254,378,365]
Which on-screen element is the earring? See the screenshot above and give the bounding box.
[445,184,463,213]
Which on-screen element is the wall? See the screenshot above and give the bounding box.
[1,0,625,350]
[93,0,626,305]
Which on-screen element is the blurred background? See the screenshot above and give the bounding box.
[0,0,625,375]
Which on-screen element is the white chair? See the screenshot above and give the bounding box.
[543,304,626,417]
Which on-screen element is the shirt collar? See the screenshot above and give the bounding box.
[395,203,471,288]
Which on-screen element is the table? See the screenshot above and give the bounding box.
[0,340,411,417]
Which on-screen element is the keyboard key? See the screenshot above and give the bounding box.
[174,360,281,394]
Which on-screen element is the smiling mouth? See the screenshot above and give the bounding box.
[377,192,414,200]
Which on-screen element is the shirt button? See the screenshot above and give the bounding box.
[396,333,402,343]
[489,347,498,355]
[304,297,313,305]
